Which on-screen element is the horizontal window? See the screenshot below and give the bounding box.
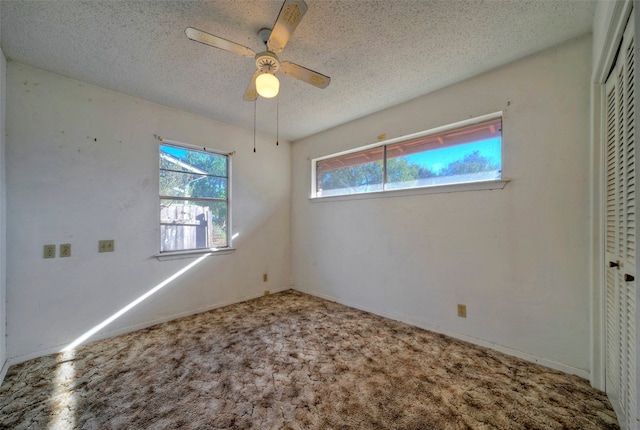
[313,114,502,198]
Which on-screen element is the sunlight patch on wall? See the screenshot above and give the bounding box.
[62,254,210,351]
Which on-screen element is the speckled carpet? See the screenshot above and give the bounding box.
[0,290,619,429]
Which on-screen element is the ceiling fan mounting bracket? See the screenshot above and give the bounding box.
[258,28,272,46]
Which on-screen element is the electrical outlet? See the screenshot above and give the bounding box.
[263,273,268,282]
[457,304,467,318]
[98,240,114,252]
[264,290,271,296]
[60,243,71,257]
[43,244,56,259]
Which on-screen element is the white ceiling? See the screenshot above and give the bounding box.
[1,0,596,142]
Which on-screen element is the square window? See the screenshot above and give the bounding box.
[159,143,229,252]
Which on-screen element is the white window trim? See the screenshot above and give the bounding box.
[310,179,509,203]
[310,112,504,199]
[156,137,233,259]
[154,247,235,261]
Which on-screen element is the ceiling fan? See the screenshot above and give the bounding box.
[185,0,330,101]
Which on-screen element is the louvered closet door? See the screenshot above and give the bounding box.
[605,14,638,430]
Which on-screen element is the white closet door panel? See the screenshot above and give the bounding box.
[605,13,638,430]
[606,66,622,414]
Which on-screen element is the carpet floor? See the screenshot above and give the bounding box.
[0,290,619,429]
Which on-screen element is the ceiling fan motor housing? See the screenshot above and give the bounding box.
[256,51,280,73]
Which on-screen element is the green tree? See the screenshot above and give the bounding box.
[160,147,227,199]
[318,161,383,191]
[418,166,438,179]
[182,151,227,229]
[319,157,438,191]
[439,150,499,176]
[386,157,419,183]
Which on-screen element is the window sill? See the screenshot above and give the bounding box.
[309,179,509,203]
[155,247,235,261]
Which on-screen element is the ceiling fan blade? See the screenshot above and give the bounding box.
[280,61,331,89]
[244,71,260,101]
[185,27,255,58]
[267,0,308,53]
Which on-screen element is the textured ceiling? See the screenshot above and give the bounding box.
[1,0,596,142]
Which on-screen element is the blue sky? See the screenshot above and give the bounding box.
[403,137,501,173]
[160,144,187,159]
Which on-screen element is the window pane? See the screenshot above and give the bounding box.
[386,118,501,190]
[316,147,383,196]
[160,170,227,199]
[160,199,227,252]
[160,144,227,176]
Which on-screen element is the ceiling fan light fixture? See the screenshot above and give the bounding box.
[186,1,330,103]
[256,72,280,98]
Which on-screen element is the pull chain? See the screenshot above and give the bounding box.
[276,95,279,146]
[253,99,256,153]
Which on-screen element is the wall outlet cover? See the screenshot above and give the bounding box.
[457,304,467,318]
[43,244,56,259]
[60,243,71,257]
[98,240,115,252]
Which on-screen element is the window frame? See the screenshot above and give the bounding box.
[157,139,233,258]
[311,112,506,199]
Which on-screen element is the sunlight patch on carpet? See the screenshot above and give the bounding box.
[48,350,76,429]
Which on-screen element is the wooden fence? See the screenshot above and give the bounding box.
[160,203,225,251]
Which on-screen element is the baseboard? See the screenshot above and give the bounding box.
[299,289,590,380]
[0,359,9,386]
[5,287,291,367]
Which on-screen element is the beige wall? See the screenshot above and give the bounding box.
[3,32,596,380]
[6,63,291,362]
[0,47,6,379]
[291,35,592,376]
